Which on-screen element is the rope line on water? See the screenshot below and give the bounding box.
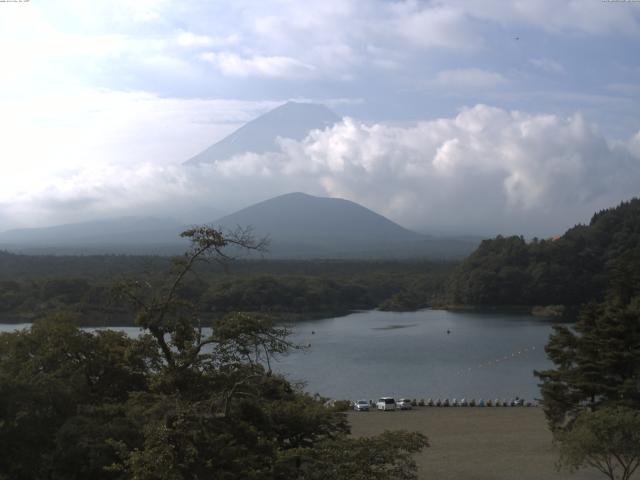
[455,345,539,376]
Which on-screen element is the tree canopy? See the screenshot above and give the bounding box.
[556,406,640,480]
[535,297,640,430]
[449,198,640,309]
[0,226,428,479]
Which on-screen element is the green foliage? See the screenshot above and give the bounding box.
[202,275,374,314]
[0,314,152,480]
[449,198,640,308]
[535,297,640,431]
[0,227,428,479]
[291,430,429,480]
[0,255,455,324]
[331,400,353,412]
[556,406,640,480]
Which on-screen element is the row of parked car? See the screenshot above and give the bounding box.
[352,397,413,411]
[352,396,530,411]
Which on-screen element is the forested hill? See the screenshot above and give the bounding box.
[448,198,640,308]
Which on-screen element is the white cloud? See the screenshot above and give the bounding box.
[4,104,639,237]
[630,131,640,159]
[201,52,315,78]
[278,106,639,234]
[433,68,508,89]
[0,90,280,209]
[176,31,240,48]
[451,0,640,36]
[3,0,638,103]
[530,58,566,75]
[384,2,482,50]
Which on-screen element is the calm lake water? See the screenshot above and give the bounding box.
[276,309,555,402]
[0,309,556,402]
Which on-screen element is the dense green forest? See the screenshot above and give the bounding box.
[448,198,640,311]
[0,252,453,325]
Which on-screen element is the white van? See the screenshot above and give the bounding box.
[376,397,396,411]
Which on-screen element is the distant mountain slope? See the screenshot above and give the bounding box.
[216,192,421,242]
[448,198,640,308]
[184,102,340,165]
[0,217,189,255]
[0,194,480,259]
[215,192,478,259]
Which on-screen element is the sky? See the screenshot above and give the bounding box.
[1,0,640,236]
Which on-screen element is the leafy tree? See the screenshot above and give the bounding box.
[0,314,153,480]
[292,430,429,480]
[535,298,640,431]
[449,198,640,309]
[0,226,429,479]
[556,406,640,480]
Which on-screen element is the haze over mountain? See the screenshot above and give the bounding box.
[0,217,189,255]
[0,193,480,258]
[213,192,480,259]
[184,102,340,165]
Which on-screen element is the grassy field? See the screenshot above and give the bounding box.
[348,407,628,480]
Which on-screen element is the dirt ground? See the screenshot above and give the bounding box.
[348,407,631,480]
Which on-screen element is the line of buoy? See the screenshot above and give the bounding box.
[455,345,538,376]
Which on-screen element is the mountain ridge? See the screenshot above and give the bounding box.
[184,102,340,165]
[214,192,422,242]
[213,192,478,259]
[0,192,480,259]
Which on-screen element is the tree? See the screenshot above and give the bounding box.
[292,430,429,480]
[0,314,153,480]
[556,406,640,480]
[535,297,640,431]
[536,288,640,480]
[0,225,429,479]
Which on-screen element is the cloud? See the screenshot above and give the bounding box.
[433,68,508,89]
[0,89,281,220]
[3,0,639,107]
[176,31,240,48]
[630,131,640,159]
[530,58,565,75]
[606,83,640,96]
[3,104,640,238]
[200,52,315,78]
[451,0,640,36]
[384,2,482,50]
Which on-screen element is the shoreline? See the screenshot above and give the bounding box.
[0,304,562,327]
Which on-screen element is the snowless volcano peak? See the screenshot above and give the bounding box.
[184,102,340,165]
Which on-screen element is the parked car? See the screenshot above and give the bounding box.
[376,397,396,411]
[397,398,412,410]
[353,399,370,411]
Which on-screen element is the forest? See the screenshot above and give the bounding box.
[448,198,640,312]
[2,199,640,325]
[0,253,453,325]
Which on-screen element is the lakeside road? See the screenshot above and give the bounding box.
[348,407,628,480]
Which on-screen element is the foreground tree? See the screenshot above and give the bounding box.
[0,226,428,479]
[535,297,640,430]
[292,430,429,480]
[556,407,640,480]
[536,281,640,480]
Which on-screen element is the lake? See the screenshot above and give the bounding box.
[0,309,556,403]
